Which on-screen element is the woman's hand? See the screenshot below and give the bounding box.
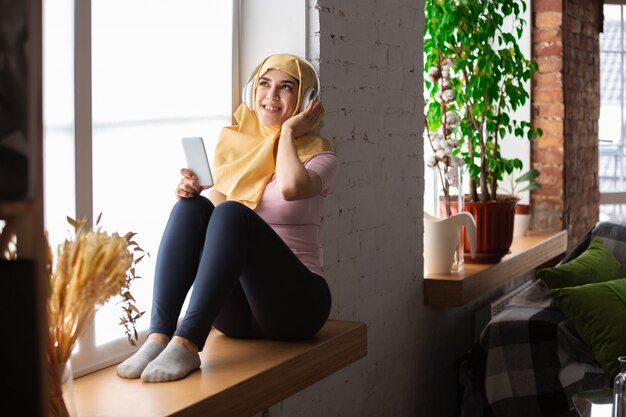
[176,168,209,199]
[281,99,323,138]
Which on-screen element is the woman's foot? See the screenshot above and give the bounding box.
[140,341,201,383]
[116,340,166,379]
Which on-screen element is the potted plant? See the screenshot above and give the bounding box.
[500,168,542,236]
[424,0,542,262]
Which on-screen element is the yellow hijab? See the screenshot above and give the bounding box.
[211,54,332,209]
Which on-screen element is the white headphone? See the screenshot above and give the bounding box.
[241,57,321,113]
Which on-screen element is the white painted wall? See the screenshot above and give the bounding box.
[238,0,307,92]
[267,1,488,416]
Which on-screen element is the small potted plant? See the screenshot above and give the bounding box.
[424,0,542,262]
[500,168,542,236]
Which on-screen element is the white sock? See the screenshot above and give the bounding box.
[140,342,201,383]
[116,340,165,379]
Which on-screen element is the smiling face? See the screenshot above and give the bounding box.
[254,69,299,127]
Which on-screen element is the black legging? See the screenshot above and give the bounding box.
[149,196,331,350]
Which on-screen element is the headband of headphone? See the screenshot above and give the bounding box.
[241,56,321,113]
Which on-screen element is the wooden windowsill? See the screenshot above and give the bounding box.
[73,320,367,417]
[423,230,567,307]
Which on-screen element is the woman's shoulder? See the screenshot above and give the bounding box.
[305,152,338,192]
[304,151,337,167]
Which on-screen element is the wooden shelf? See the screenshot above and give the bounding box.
[0,199,34,220]
[423,230,567,307]
[74,320,367,417]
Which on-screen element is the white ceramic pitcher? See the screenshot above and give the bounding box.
[424,211,477,274]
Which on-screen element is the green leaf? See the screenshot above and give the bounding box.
[519,182,542,193]
[516,168,540,183]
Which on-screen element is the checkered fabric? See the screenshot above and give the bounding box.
[479,222,626,417]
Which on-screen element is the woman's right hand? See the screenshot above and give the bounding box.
[176,168,208,199]
[281,98,323,138]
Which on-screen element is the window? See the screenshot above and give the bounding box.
[43,0,236,374]
[599,2,626,220]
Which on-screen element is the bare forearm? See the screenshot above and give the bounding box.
[275,128,320,200]
[276,128,309,184]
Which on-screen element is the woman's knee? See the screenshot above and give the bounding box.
[164,196,214,231]
[211,200,251,224]
[171,195,213,217]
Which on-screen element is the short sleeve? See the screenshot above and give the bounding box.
[304,152,339,196]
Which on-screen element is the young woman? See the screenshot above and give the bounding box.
[117,54,338,383]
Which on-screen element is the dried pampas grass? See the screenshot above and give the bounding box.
[48,215,145,416]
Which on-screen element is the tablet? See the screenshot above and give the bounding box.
[181,137,213,187]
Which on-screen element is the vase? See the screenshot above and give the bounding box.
[513,203,531,237]
[424,211,477,274]
[614,356,626,417]
[424,166,476,274]
[49,359,77,417]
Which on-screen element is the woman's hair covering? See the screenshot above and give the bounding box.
[211,54,331,209]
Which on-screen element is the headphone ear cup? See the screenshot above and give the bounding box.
[242,80,255,111]
[300,87,316,113]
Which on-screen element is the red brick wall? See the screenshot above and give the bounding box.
[531,0,601,249]
[531,0,565,232]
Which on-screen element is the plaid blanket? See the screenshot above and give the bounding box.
[478,222,626,417]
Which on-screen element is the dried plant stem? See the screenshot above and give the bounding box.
[47,217,145,417]
[48,335,71,417]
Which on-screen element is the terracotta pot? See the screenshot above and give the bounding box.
[450,195,519,263]
[515,204,530,215]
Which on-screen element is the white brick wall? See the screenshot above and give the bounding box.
[266,1,495,416]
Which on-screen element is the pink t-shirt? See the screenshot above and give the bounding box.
[254,152,338,276]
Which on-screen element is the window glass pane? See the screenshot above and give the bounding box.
[600,204,626,222]
[43,0,76,250]
[601,5,622,52]
[92,0,231,124]
[91,0,232,345]
[423,164,438,216]
[599,52,623,192]
[600,5,625,194]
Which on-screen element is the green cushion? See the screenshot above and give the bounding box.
[538,237,626,290]
[550,278,626,379]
